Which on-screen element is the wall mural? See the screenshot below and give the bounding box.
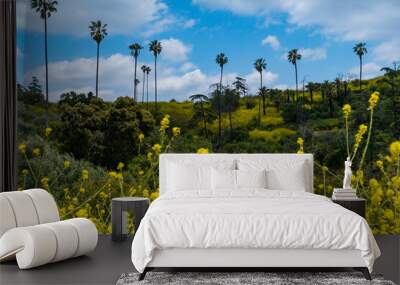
[16,0,400,234]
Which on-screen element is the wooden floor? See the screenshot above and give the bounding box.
[0,235,398,285]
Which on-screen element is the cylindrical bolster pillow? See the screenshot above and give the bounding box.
[0,218,97,269]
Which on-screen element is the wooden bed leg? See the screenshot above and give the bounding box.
[138,268,148,281]
[354,267,371,280]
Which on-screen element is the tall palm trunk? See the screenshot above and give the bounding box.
[146,72,149,110]
[95,43,99,98]
[142,71,145,103]
[218,66,223,140]
[154,56,158,113]
[44,14,49,125]
[294,63,298,101]
[133,55,138,101]
[310,89,313,104]
[200,100,208,138]
[261,71,266,116]
[359,55,362,92]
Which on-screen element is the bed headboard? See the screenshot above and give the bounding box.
[159,153,314,195]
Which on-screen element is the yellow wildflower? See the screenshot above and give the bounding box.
[160,115,170,131]
[81,169,89,181]
[296,137,304,154]
[117,162,125,170]
[152,144,161,154]
[41,176,49,188]
[353,124,368,153]
[147,152,153,161]
[22,169,29,176]
[368,91,380,110]
[197,148,209,154]
[75,208,88,218]
[322,166,328,172]
[64,160,71,169]
[383,209,394,220]
[143,189,149,198]
[19,144,26,154]
[138,133,145,142]
[44,127,53,138]
[342,104,352,118]
[32,148,41,157]
[389,141,400,159]
[138,170,144,176]
[376,160,384,170]
[150,191,159,201]
[109,171,118,179]
[172,127,181,137]
[79,187,85,193]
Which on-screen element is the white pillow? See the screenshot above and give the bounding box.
[236,169,267,189]
[266,166,306,191]
[238,159,307,191]
[167,162,211,191]
[211,168,236,190]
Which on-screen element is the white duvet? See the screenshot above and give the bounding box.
[131,190,380,273]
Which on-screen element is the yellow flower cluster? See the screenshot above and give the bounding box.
[117,162,125,170]
[22,169,29,176]
[109,171,123,181]
[138,133,144,142]
[64,160,71,169]
[389,141,400,159]
[82,169,89,181]
[296,137,304,154]
[368,91,380,110]
[376,160,384,170]
[41,176,49,188]
[160,115,170,132]
[152,144,161,154]
[197,148,209,154]
[342,104,351,118]
[44,127,53,138]
[32,148,41,157]
[172,127,181,137]
[19,143,26,154]
[353,124,368,152]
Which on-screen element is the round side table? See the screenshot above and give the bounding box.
[111,197,149,242]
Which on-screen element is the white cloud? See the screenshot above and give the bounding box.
[298,48,327,61]
[193,0,399,65]
[261,35,280,50]
[17,0,174,37]
[183,19,197,28]
[372,40,400,63]
[348,62,383,79]
[243,70,279,94]
[160,38,192,62]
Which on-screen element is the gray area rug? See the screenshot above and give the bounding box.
[116,272,395,285]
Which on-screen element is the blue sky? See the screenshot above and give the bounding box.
[17,0,400,101]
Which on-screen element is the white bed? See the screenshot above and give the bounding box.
[131,154,380,280]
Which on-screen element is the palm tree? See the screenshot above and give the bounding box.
[31,0,58,125]
[305,82,314,104]
[254,58,267,118]
[89,20,107,98]
[353,42,367,92]
[189,94,209,138]
[287,49,302,100]
[145,66,151,110]
[215,53,228,140]
[141,65,147,103]
[149,40,162,112]
[129,43,143,101]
